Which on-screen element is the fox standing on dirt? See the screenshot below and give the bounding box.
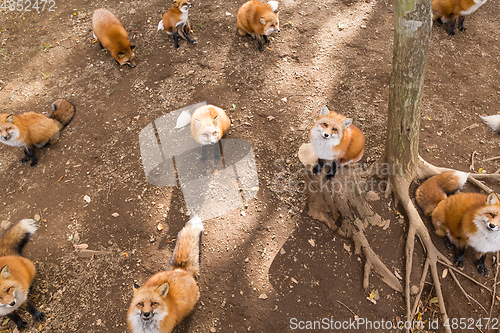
[92,8,136,67]
[416,171,500,275]
[128,215,203,333]
[237,0,280,51]
[309,106,365,180]
[0,99,75,167]
[432,0,488,35]
[0,219,44,329]
[190,105,231,162]
[158,0,197,49]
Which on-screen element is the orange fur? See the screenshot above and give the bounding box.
[237,0,280,51]
[190,105,231,145]
[127,216,203,333]
[92,9,136,67]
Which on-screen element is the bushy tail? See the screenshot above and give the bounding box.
[480,115,500,134]
[168,215,203,278]
[0,219,37,257]
[50,99,75,130]
[416,171,469,216]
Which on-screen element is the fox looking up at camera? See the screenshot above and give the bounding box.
[309,106,365,180]
[92,8,136,67]
[127,215,203,333]
[0,99,75,167]
[158,0,197,49]
[237,0,280,51]
[416,171,500,276]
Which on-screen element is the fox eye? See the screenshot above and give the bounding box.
[322,123,328,127]
[212,131,217,136]
[203,134,209,138]
[5,287,11,293]
[138,302,144,307]
[488,213,496,218]
[151,301,158,306]
[332,127,338,132]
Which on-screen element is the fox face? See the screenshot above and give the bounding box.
[311,106,352,147]
[193,116,221,145]
[474,193,500,231]
[0,266,26,316]
[128,282,169,333]
[117,45,136,67]
[260,12,279,36]
[0,115,22,147]
[174,0,192,11]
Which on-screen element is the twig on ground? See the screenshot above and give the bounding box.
[437,259,492,293]
[482,156,500,162]
[489,251,499,318]
[470,151,477,171]
[337,300,357,317]
[448,268,488,314]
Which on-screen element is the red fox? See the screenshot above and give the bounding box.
[92,8,136,67]
[0,219,44,329]
[0,99,75,167]
[237,0,280,51]
[309,106,365,180]
[432,0,488,35]
[190,105,231,162]
[127,215,203,333]
[416,171,500,275]
[480,114,500,134]
[158,0,197,49]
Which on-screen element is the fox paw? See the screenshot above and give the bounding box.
[312,164,322,175]
[445,236,454,249]
[477,264,489,276]
[453,258,464,268]
[21,157,29,164]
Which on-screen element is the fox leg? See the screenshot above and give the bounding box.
[7,312,26,329]
[213,143,221,162]
[263,35,270,43]
[453,245,466,268]
[325,161,338,180]
[448,17,457,35]
[457,16,466,32]
[476,253,489,276]
[312,158,324,175]
[26,300,45,321]
[172,30,180,49]
[256,35,263,52]
[180,28,197,44]
[21,146,37,167]
[184,19,192,34]
[445,235,454,249]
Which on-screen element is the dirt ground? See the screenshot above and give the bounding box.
[0,0,499,331]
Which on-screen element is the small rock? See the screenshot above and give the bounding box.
[365,191,380,201]
[84,195,91,203]
[259,293,268,300]
[1,221,11,229]
[34,214,41,222]
[280,248,286,255]
[111,213,119,217]
[241,210,246,216]
[129,8,136,14]
[210,328,216,333]
[410,285,419,295]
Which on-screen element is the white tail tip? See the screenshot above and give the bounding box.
[454,171,469,187]
[186,215,203,231]
[268,1,279,12]
[480,115,500,133]
[18,219,38,235]
[157,20,164,31]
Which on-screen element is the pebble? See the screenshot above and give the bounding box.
[34,214,41,222]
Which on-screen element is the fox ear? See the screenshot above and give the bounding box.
[213,115,220,126]
[173,0,179,7]
[260,17,267,25]
[486,193,500,206]
[319,106,330,116]
[342,118,353,128]
[0,265,11,279]
[133,282,140,294]
[6,115,14,123]
[130,45,136,50]
[156,282,170,297]
[193,118,201,128]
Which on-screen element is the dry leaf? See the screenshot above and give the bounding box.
[290,277,298,284]
[73,244,88,250]
[430,297,439,304]
[308,239,315,247]
[441,268,448,278]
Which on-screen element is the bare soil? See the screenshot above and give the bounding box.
[0,0,499,332]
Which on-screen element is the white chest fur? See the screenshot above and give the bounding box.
[176,9,189,28]
[310,130,341,160]
[461,0,487,15]
[468,217,500,253]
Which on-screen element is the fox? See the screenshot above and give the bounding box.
[92,8,136,67]
[416,171,500,275]
[127,215,203,333]
[237,0,280,51]
[309,106,365,180]
[0,99,75,167]
[158,0,197,49]
[190,105,231,162]
[432,0,488,35]
[479,114,500,134]
[0,219,44,329]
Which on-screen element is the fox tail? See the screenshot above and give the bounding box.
[168,215,203,278]
[50,99,75,130]
[0,219,37,257]
[480,115,500,134]
[416,171,469,216]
